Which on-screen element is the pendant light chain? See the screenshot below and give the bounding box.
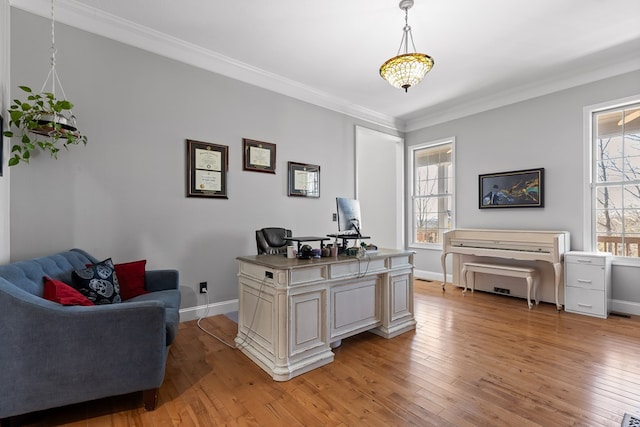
[395,6,418,56]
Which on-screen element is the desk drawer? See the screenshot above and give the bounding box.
[565,287,606,318]
[330,258,386,278]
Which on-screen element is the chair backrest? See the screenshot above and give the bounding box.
[256,228,292,255]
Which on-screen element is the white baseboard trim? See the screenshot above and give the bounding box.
[611,299,640,317]
[179,299,239,322]
[177,290,639,322]
[414,269,450,283]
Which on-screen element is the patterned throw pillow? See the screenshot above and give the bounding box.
[84,259,148,300]
[71,258,122,304]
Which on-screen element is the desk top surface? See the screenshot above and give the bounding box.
[237,248,414,269]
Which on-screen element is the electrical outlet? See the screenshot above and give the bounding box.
[199,282,207,293]
[332,213,337,221]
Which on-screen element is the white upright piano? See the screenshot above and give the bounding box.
[441,229,570,310]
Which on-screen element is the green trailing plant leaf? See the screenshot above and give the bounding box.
[9,110,23,123]
[4,85,88,165]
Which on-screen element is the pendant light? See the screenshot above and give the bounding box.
[379,0,434,92]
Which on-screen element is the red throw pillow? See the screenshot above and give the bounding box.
[43,276,94,306]
[115,260,148,300]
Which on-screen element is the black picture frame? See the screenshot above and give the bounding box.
[287,161,320,198]
[479,168,544,209]
[0,114,3,177]
[186,139,228,199]
[242,138,276,174]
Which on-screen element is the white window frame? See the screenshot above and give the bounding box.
[407,137,455,250]
[583,94,640,266]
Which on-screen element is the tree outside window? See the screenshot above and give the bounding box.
[594,104,640,257]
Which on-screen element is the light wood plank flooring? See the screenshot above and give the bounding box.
[15,280,640,426]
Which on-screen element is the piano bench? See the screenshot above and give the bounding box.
[461,262,539,309]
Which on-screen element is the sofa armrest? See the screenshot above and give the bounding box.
[0,280,168,418]
[145,269,179,292]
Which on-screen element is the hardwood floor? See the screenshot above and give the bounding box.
[16,280,640,426]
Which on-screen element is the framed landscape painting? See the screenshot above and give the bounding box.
[479,168,544,209]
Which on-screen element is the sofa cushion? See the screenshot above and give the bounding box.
[43,277,94,306]
[115,260,149,300]
[130,289,179,309]
[71,258,122,304]
[128,289,181,345]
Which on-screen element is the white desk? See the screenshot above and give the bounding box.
[235,249,416,381]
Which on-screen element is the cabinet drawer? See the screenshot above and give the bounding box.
[565,254,606,267]
[566,265,605,290]
[565,287,606,317]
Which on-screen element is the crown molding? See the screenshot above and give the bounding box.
[404,51,640,132]
[9,0,403,131]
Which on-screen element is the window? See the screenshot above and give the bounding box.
[591,101,640,257]
[409,138,454,247]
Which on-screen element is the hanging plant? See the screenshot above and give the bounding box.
[2,0,88,167]
[3,86,87,166]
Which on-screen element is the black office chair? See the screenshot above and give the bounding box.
[256,227,293,255]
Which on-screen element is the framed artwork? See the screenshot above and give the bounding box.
[479,168,544,209]
[186,139,228,198]
[242,138,276,174]
[288,161,320,198]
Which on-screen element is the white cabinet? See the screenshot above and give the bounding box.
[564,251,611,318]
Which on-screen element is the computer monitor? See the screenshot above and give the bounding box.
[336,197,362,236]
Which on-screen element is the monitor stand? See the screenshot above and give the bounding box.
[326,233,370,254]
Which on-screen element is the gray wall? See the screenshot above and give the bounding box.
[8,9,397,313]
[406,70,640,311]
[0,0,10,264]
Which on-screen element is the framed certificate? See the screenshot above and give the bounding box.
[288,161,320,198]
[186,139,228,198]
[242,138,276,174]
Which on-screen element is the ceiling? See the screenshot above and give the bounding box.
[10,0,640,131]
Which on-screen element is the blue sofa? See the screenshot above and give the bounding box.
[0,249,180,420]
